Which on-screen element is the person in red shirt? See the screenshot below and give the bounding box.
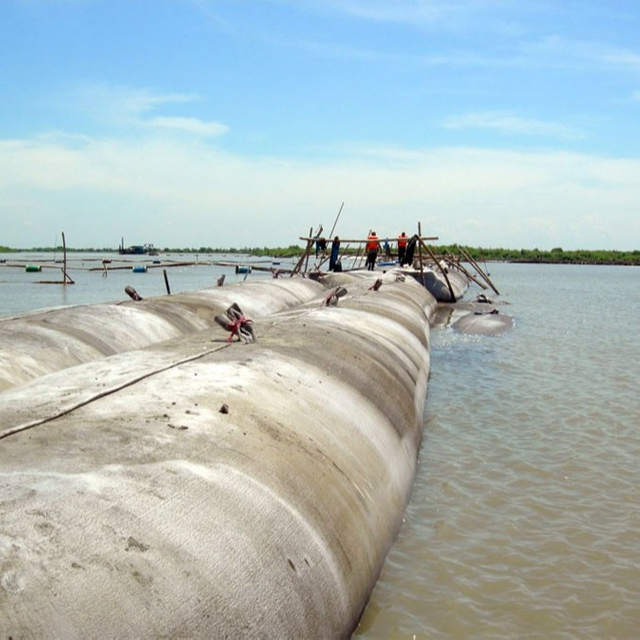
[365,231,380,271]
[397,231,408,265]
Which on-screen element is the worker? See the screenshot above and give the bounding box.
[313,225,325,258]
[329,236,341,271]
[365,231,380,271]
[405,234,419,266]
[398,231,408,265]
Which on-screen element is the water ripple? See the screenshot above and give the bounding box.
[356,264,640,638]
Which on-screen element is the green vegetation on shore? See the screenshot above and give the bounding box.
[438,245,640,266]
[1,244,638,265]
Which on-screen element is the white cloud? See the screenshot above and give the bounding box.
[320,0,448,23]
[443,112,584,140]
[53,83,231,141]
[71,83,196,122]
[148,117,229,137]
[261,0,518,27]
[524,36,640,72]
[1,133,639,251]
[593,47,640,70]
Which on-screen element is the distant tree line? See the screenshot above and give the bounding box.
[1,244,639,265]
[437,245,640,266]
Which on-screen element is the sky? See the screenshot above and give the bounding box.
[2,0,640,251]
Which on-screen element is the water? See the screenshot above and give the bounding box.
[0,252,284,318]
[3,257,639,636]
[357,262,640,638]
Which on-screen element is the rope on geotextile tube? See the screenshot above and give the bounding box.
[0,343,233,442]
[215,303,255,343]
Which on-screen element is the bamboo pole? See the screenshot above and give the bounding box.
[418,236,457,302]
[163,269,171,295]
[290,246,309,276]
[449,256,487,289]
[61,232,74,285]
[299,235,438,244]
[328,202,344,239]
[417,222,425,285]
[456,245,500,295]
[315,254,330,271]
[304,226,317,273]
[291,228,314,276]
[35,232,75,285]
[334,243,348,271]
[349,245,361,270]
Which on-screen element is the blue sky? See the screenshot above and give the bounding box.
[2,0,640,250]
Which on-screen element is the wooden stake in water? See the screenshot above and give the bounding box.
[456,244,500,295]
[61,232,74,285]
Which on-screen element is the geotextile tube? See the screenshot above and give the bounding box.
[410,268,469,302]
[0,272,436,638]
[0,278,325,392]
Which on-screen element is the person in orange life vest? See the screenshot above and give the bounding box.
[365,231,380,271]
[398,231,408,265]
